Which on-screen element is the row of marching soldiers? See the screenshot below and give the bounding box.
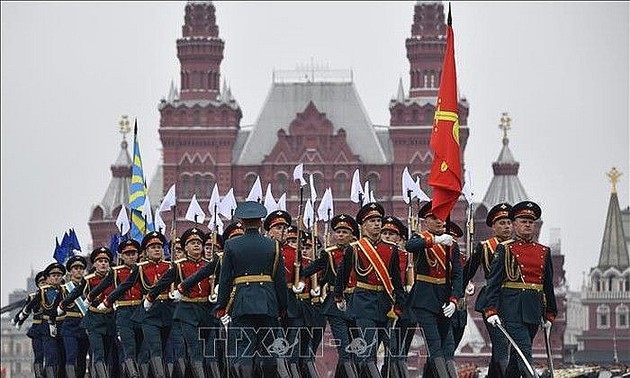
[13,198,557,378]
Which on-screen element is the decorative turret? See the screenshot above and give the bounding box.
[597,167,629,270]
[177,1,224,101]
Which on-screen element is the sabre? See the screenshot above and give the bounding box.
[495,322,538,378]
[542,321,555,378]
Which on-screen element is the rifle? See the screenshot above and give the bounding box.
[405,189,415,290]
[294,186,305,287]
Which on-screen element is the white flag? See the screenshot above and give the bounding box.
[414,176,431,202]
[370,190,376,203]
[246,176,263,202]
[219,188,237,219]
[292,163,307,187]
[155,211,166,234]
[263,183,278,214]
[185,194,205,224]
[362,181,371,205]
[277,193,287,211]
[115,206,130,236]
[158,184,176,213]
[309,174,317,203]
[142,196,154,226]
[402,167,416,204]
[317,187,334,221]
[350,169,363,203]
[462,170,474,204]
[208,211,223,231]
[208,183,221,216]
[303,199,314,229]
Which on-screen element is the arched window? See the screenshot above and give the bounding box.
[193,110,201,126]
[335,172,348,198]
[616,304,629,329]
[597,304,610,329]
[181,174,192,197]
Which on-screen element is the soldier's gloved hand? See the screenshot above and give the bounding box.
[220,314,231,326]
[405,285,414,293]
[292,281,305,294]
[434,234,454,246]
[56,306,65,316]
[49,323,57,338]
[169,290,182,302]
[97,303,108,312]
[18,311,28,322]
[486,314,501,327]
[214,285,219,296]
[208,294,218,304]
[336,299,347,312]
[442,302,456,318]
[465,282,475,296]
[15,322,22,330]
[542,319,552,331]
[310,287,321,297]
[143,298,153,311]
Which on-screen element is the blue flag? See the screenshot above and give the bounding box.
[60,232,72,259]
[53,237,67,264]
[109,234,120,263]
[69,228,82,253]
[129,120,149,242]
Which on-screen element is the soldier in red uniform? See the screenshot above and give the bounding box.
[404,201,462,378]
[335,202,405,378]
[484,201,557,378]
[107,231,172,378]
[89,239,145,378]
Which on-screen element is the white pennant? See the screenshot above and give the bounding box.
[402,167,416,204]
[292,163,307,187]
[414,176,431,202]
[303,199,314,229]
[309,174,317,203]
[246,176,263,202]
[155,211,166,234]
[317,187,334,221]
[158,184,176,213]
[185,194,205,224]
[115,206,130,236]
[263,183,278,214]
[362,181,371,206]
[219,188,237,219]
[462,170,474,204]
[277,193,287,211]
[208,183,221,216]
[350,169,363,203]
[142,195,154,226]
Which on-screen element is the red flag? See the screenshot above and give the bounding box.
[428,6,462,221]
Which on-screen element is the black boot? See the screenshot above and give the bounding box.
[139,362,150,378]
[360,361,381,378]
[124,359,140,378]
[289,362,301,378]
[431,357,449,378]
[207,361,221,378]
[343,361,359,378]
[446,359,458,378]
[305,360,320,378]
[396,360,410,378]
[150,356,166,378]
[45,366,56,378]
[234,363,254,378]
[275,358,292,378]
[65,364,77,378]
[94,361,110,378]
[190,361,205,378]
[33,363,45,378]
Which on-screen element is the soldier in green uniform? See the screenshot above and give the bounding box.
[464,203,512,377]
[214,201,289,378]
[484,201,557,378]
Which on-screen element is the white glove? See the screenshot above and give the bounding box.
[442,302,456,318]
[85,299,92,308]
[220,314,232,326]
[18,311,28,321]
[542,319,552,331]
[336,299,347,312]
[49,323,57,337]
[405,285,414,293]
[292,281,305,294]
[15,323,22,330]
[434,234,454,246]
[214,285,219,295]
[465,282,475,296]
[486,314,501,327]
[97,303,108,312]
[143,298,153,311]
[208,294,218,304]
[56,306,65,316]
[310,287,321,297]
[169,290,182,302]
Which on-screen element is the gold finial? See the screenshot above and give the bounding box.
[606,167,622,194]
[499,112,512,141]
[119,115,131,140]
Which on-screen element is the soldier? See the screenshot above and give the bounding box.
[149,227,214,378]
[60,255,90,378]
[463,203,512,377]
[264,209,292,243]
[214,201,289,378]
[13,270,48,378]
[484,201,557,378]
[380,215,412,378]
[39,262,66,378]
[299,214,359,378]
[107,231,173,378]
[335,202,405,378]
[60,247,118,378]
[90,239,145,378]
[404,201,462,378]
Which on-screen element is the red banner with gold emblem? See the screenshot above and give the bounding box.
[428,6,462,221]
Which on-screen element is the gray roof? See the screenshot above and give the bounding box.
[597,192,630,270]
[235,81,389,165]
[98,140,131,219]
[482,137,529,208]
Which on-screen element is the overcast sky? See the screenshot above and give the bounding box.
[1,2,628,305]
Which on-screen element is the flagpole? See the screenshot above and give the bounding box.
[405,190,415,290]
[294,185,304,287]
[310,219,319,294]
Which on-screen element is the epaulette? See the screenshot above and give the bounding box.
[349,241,360,248]
[501,239,514,245]
[28,292,37,300]
[325,246,339,252]
[201,257,212,263]
[380,239,398,247]
[137,261,149,267]
[84,273,96,280]
[112,265,127,271]
[39,285,52,290]
[174,258,187,264]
